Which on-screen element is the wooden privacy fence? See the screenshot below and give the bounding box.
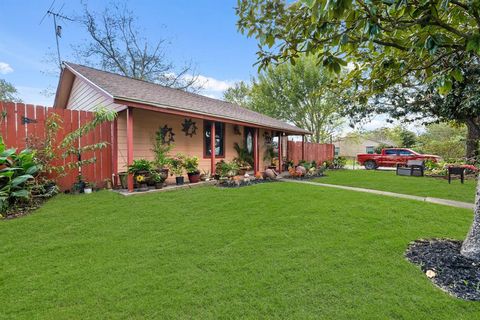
[287,140,334,165]
[0,102,115,191]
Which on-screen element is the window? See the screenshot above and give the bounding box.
[245,127,254,155]
[398,149,413,156]
[366,146,375,154]
[204,121,225,157]
[385,149,398,155]
[335,146,340,156]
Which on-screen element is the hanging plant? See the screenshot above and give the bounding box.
[233,125,242,135]
[160,125,175,144]
[181,118,197,137]
[263,131,272,145]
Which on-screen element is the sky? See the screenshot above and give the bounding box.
[0,0,423,134]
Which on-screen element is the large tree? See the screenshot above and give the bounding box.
[74,4,201,91]
[236,0,480,260]
[0,79,21,102]
[224,56,344,142]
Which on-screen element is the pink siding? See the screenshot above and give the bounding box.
[66,76,124,112]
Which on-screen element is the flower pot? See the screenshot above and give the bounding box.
[175,176,184,185]
[118,172,128,189]
[84,188,92,194]
[187,172,201,183]
[155,182,164,189]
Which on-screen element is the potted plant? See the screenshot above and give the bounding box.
[151,129,174,177]
[127,159,153,186]
[104,178,112,189]
[184,155,201,183]
[233,143,253,175]
[168,154,185,185]
[84,182,93,194]
[264,145,277,169]
[118,172,128,189]
[136,174,149,191]
[151,171,166,189]
[72,175,86,194]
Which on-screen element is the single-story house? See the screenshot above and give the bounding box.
[54,62,310,191]
[332,136,395,157]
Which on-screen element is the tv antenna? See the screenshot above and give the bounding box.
[40,1,73,69]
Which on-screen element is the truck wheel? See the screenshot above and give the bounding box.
[364,160,377,170]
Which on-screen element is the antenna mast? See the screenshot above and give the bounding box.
[40,1,73,70]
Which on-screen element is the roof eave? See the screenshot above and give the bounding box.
[113,96,311,135]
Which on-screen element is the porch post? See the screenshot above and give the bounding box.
[211,121,216,175]
[253,128,259,174]
[301,134,305,161]
[278,131,282,172]
[127,107,134,192]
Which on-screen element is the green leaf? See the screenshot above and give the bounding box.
[11,189,29,199]
[25,165,39,175]
[11,174,33,187]
[450,69,463,82]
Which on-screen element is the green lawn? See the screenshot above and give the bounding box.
[314,169,477,203]
[1,183,479,319]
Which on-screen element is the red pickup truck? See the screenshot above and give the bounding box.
[357,148,440,170]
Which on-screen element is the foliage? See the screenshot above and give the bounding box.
[168,154,185,177]
[75,3,201,92]
[226,56,344,143]
[183,155,200,174]
[233,142,254,168]
[151,171,166,183]
[0,78,21,102]
[417,123,467,161]
[0,137,39,216]
[223,81,252,107]
[151,128,174,168]
[374,143,393,155]
[127,159,153,174]
[216,160,239,178]
[27,107,116,178]
[333,156,347,169]
[263,144,276,165]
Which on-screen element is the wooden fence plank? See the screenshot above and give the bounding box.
[15,103,26,150]
[5,102,16,148]
[287,140,334,165]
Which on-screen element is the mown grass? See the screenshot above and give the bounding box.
[314,169,477,203]
[1,183,479,319]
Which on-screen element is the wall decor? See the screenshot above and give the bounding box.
[181,118,197,137]
[263,131,272,145]
[233,125,242,135]
[160,125,175,144]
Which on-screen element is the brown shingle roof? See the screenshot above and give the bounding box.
[64,62,310,134]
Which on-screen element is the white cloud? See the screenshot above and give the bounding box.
[0,62,13,74]
[196,75,235,92]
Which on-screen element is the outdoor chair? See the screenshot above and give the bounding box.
[396,160,424,177]
[448,166,465,184]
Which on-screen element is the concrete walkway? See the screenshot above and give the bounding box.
[282,179,474,210]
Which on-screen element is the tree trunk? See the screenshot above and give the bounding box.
[460,174,480,260]
[465,118,480,161]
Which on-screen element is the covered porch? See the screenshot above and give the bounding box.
[115,101,308,192]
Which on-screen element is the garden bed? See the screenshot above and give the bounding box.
[405,239,480,301]
[283,172,326,181]
[217,178,278,188]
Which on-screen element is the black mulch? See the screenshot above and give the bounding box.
[282,172,326,181]
[405,239,480,301]
[217,178,279,188]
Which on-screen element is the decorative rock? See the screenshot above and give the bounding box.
[265,169,277,179]
[426,269,436,278]
[296,166,306,176]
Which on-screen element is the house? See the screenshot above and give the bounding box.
[54,62,310,191]
[332,135,394,158]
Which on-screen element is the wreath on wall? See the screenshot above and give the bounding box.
[160,125,175,144]
[263,131,273,145]
[181,118,197,137]
[233,125,242,136]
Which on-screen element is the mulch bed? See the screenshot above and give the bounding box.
[2,197,47,220]
[283,172,326,181]
[217,178,278,188]
[405,239,480,301]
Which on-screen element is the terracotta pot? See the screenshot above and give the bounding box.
[187,172,201,183]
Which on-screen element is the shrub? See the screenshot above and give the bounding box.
[0,137,42,216]
[127,159,153,174]
[151,129,173,169]
[168,154,185,177]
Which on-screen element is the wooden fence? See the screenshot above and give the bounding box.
[0,102,115,191]
[287,140,334,165]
